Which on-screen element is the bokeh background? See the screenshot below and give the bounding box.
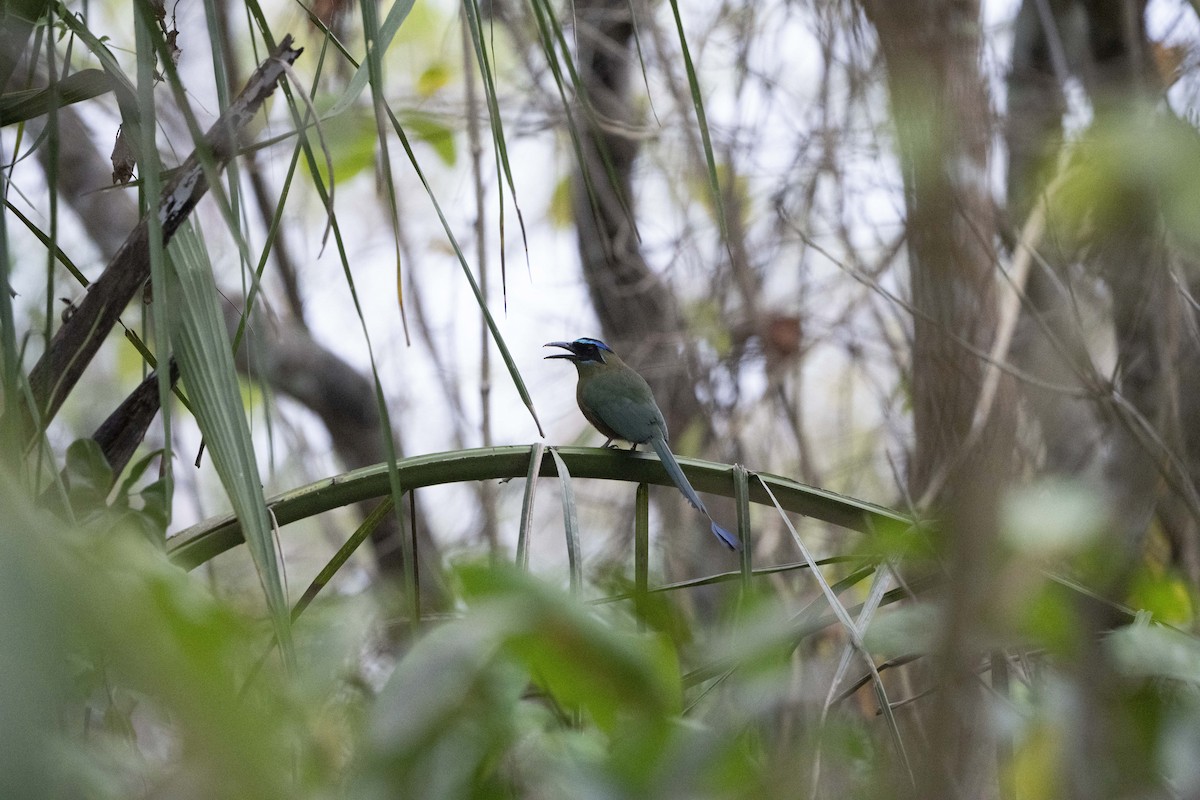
[5,0,1200,797]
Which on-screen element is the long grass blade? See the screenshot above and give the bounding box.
[549,447,582,594]
[635,481,649,630]
[325,0,416,118]
[359,0,410,339]
[256,0,544,436]
[528,0,637,240]
[0,68,114,125]
[811,562,893,795]
[665,0,728,240]
[241,15,421,636]
[131,0,175,565]
[757,476,913,788]
[461,0,530,301]
[517,442,546,570]
[293,496,395,621]
[733,464,752,599]
[165,221,293,666]
[385,112,544,437]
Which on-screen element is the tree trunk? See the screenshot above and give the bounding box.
[860,1,1014,794]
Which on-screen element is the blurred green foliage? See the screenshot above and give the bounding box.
[9,435,1200,800]
[58,439,168,542]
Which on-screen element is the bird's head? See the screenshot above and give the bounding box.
[543,338,614,365]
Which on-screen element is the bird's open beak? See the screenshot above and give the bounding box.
[543,341,578,360]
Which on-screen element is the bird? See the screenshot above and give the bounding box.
[544,337,740,550]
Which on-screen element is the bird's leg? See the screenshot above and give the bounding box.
[602,438,616,448]
[628,443,639,451]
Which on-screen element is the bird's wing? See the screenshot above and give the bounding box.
[580,380,665,444]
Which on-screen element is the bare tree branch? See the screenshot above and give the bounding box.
[23,35,302,428]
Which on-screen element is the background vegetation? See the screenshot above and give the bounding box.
[4,0,1200,797]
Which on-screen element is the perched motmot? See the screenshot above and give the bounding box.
[545,338,740,550]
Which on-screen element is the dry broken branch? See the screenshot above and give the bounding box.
[23,35,303,429]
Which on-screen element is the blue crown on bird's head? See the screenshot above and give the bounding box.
[574,338,612,352]
[543,338,614,363]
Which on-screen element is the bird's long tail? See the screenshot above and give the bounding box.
[649,437,741,550]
